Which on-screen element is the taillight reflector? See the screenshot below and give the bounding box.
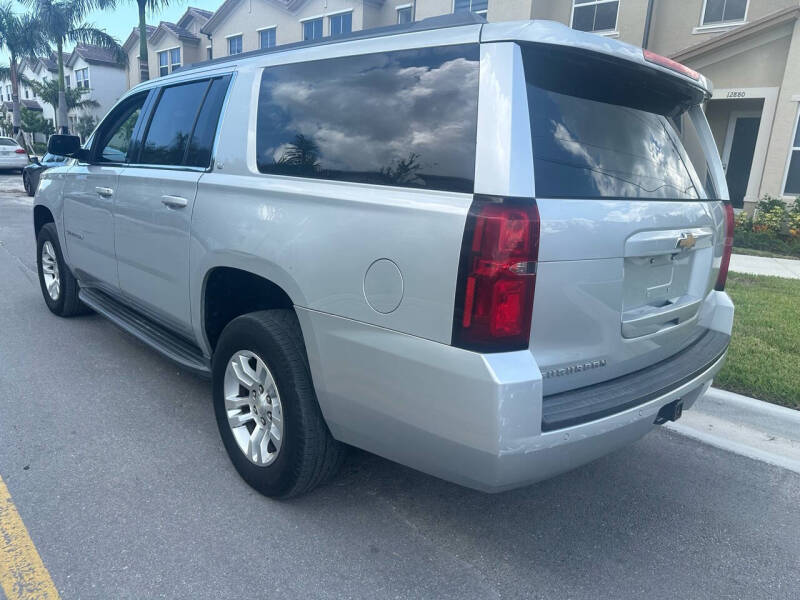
[643,49,700,81]
[14,148,26,154]
[715,202,734,291]
[453,197,540,352]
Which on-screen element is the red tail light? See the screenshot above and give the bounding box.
[643,49,700,81]
[14,148,26,154]
[453,197,540,352]
[715,202,734,291]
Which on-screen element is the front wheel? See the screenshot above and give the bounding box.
[36,223,89,317]
[212,310,345,498]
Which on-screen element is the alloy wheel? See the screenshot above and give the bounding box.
[41,241,60,301]
[223,350,284,466]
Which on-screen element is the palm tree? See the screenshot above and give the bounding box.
[29,0,124,133]
[0,5,48,139]
[29,77,100,117]
[132,0,170,83]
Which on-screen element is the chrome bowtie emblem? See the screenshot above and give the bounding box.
[677,233,696,250]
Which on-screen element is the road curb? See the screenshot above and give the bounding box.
[666,386,800,475]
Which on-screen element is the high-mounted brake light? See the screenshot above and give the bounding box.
[643,49,700,81]
[452,197,540,352]
[14,148,26,154]
[715,202,734,291]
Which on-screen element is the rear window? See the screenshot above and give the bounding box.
[256,45,480,193]
[522,44,713,200]
[0,138,17,147]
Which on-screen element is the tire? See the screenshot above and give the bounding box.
[212,310,345,498]
[36,222,89,317]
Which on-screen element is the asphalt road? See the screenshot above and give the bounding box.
[1,171,799,599]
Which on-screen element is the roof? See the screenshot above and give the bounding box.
[201,0,318,35]
[150,20,202,45]
[39,53,58,73]
[1,100,42,111]
[123,25,157,53]
[671,6,800,62]
[67,44,126,68]
[178,6,214,29]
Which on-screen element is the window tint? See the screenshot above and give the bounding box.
[95,93,147,163]
[522,45,706,200]
[139,80,208,166]
[256,45,479,193]
[185,77,230,167]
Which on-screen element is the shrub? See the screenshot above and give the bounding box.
[752,195,788,234]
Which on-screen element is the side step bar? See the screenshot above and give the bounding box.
[79,288,211,376]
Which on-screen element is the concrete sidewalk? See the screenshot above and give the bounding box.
[729,253,800,279]
[667,387,800,475]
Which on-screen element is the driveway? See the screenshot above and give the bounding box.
[1,172,799,599]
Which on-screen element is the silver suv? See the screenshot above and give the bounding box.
[34,15,734,497]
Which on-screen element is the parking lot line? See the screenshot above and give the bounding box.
[0,475,60,600]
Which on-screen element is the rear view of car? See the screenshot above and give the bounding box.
[0,136,29,171]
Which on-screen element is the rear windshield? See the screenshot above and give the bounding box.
[521,44,714,200]
[0,138,17,147]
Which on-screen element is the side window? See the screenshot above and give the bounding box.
[256,45,480,193]
[94,93,148,163]
[138,77,230,167]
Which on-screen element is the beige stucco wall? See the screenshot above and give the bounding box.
[126,40,142,88]
[649,0,798,57]
[209,0,368,56]
[760,17,800,200]
[148,32,205,76]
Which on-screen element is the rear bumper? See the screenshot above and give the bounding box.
[297,291,733,492]
[0,156,28,169]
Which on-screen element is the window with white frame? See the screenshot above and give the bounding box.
[397,5,413,24]
[329,12,352,36]
[259,27,276,49]
[303,17,323,41]
[701,0,748,27]
[228,35,243,55]
[158,48,181,77]
[453,0,487,15]
[65,75,70,88]
[784,109,800,195]
[207,46,213,60]
[75,67,89,89]
[572,0,619,33]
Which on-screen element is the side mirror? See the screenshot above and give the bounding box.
[47,135,89,161]
[31,155,40,165]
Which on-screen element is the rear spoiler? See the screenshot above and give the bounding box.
[481,20,712,99]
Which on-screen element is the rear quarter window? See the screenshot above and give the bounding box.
[256,44,480,193]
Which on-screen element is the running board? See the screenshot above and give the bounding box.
[79,288,211,376]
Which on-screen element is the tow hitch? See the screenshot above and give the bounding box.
[655,399,684,425]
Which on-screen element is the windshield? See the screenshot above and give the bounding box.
[0,138,18,147]
[522,43,716,200]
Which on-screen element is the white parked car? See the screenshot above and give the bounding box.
[0,136,29,171]
[34,14,734,497]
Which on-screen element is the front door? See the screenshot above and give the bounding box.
[722,112,761,208]
[61,93,149,290]
[113,77,229,337]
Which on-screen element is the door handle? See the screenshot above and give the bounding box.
[161,195,188,209]
[95,186,113,198]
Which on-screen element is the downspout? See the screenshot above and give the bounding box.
[642,0,655,49]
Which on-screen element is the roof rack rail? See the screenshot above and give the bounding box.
[175,12,486,74]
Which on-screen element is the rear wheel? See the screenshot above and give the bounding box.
[212,310,345,498]
[36,223,89,317]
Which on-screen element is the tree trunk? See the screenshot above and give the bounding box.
[9,55,21,137]
[57,39,69,134]
[138,1,150,82]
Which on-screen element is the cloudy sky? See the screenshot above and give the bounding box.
[1,0,219,64]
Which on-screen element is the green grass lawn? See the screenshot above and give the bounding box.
[733,247,799,260]
[714,272,800,409]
